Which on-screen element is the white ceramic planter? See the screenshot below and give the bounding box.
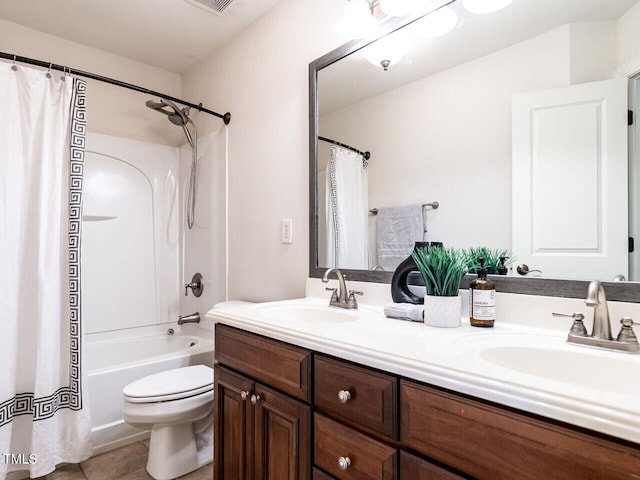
[423,294,462,328]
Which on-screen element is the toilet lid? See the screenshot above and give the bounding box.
[123,365,213,403]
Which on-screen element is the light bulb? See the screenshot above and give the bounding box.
[461,0,513,14]
[379,0,428,17]
[361,32,412,70]
[336,0,379,39]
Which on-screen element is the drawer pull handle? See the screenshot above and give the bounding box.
[240,390,250,401]
[250,394,261,405]
[338,390,351,404]
[338,456,351,471]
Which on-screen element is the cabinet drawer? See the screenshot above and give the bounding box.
[399,451,465,480]
[400,380,640,480]
[313,467,337,480]
[215,324,311,401]
[314,413,397,480]
[314,355,397,438]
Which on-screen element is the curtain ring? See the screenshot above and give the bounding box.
[46,62,52,79]
[11,54,17,71]
[60,66,67,81]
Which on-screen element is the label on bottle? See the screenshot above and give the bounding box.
[472,289,496,320]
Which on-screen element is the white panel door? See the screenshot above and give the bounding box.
[512,78,628,281]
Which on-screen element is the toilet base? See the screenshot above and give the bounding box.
[146,423,211,480]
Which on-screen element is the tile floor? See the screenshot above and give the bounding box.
[38,441,212,480]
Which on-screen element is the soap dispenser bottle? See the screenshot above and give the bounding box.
[469,257,496,327]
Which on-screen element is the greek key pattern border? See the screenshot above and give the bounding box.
[0,78,86,428]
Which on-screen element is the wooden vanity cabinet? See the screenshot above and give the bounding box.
[214,324,312,480]
[215,323,640,480]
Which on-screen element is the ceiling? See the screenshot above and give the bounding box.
[319,0,639,114]
[0,0,282,73]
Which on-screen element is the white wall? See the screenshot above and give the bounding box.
[0,19,184,147]
[617,1,640,67]
[182,0,345,302]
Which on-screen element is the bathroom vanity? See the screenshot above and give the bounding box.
[209,298,640,480]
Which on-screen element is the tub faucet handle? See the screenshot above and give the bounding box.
[185,273,204,297]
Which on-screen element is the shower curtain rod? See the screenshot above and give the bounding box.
[0,51,231,125]
[319,135,370,160]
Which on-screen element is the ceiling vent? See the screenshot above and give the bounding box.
[184,0,237,16]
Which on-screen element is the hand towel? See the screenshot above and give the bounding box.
[384,303,424,322]
[376,203,424,271]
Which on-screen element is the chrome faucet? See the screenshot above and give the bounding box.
[321,268,362,309]
[553,281,639,353]
[178,312,200,325]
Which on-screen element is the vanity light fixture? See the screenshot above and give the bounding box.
[335,0,379,39]
[407,6,458,37]
[361,31,412,70]
[461,0,512,14]
[378,0,429,17]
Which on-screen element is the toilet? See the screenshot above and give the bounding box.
[122,365,214,480]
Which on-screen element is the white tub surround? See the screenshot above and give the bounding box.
[206,293,640,446]
[86,324,215,454]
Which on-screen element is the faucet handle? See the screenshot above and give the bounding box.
[325,287,338,301]
[617,317,640,343]
[346,290,363,308]
[552,311,588,336]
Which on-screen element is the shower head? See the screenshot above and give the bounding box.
[145,98,191,126]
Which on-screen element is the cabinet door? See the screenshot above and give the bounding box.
[215,365,253,480]
[399,451,464,480]
[253,382,311,480]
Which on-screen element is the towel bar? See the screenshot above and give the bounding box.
[369,202,439,215]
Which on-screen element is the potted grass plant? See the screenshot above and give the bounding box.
[411,246,469,327]
[466,247,513,275]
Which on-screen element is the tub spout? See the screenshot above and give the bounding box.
[178,312,200,325]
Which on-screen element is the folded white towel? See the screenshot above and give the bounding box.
[384,303,424,322]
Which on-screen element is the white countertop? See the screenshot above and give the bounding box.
[206,296,640,445]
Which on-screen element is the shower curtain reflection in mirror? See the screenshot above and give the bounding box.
[0,63,92,479]
[325,145,370,270]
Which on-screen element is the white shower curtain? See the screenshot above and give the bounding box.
[0,63,91,478]
[326,145,369,269]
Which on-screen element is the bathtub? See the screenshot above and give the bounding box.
[86,324,215,454]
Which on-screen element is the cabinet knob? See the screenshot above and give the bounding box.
[240,390,250,401]
[338,456,351,471]
[337,389,351,404]
[250,394,261,405]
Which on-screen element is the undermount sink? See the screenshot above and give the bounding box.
[453,331,640,395]
[255,304,359,324]
[481,345,637,395]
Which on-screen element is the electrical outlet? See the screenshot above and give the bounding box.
[281,218,293,244]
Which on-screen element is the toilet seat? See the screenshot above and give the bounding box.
[123,365,213,404]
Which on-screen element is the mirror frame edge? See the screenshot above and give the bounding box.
[308,13,640,303]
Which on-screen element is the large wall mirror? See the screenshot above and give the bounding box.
[309,0,640,302]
